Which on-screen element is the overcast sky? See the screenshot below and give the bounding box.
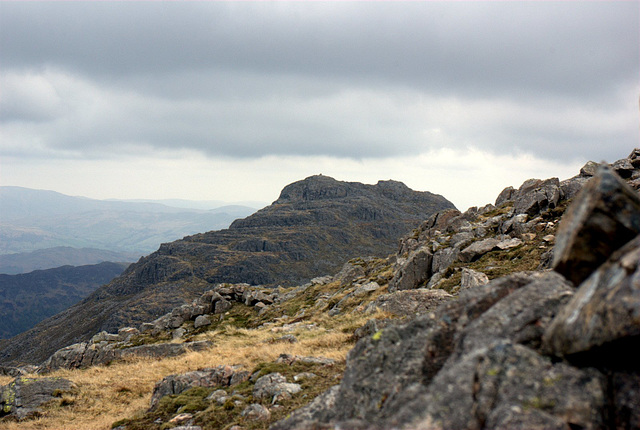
[1,1,638,211]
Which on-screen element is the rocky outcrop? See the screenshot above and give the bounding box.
[552,164,640,286]
[38,340,212,373]
[1,175,454,367]
[273,155,640,430]
[149,365,250,410]
[0,376,74,420]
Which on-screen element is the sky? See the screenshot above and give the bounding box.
[1,1,638,211]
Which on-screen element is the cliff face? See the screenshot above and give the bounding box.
[0,175,454,366]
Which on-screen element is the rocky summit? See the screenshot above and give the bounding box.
[1,150,639,429]
[0,175,453,366]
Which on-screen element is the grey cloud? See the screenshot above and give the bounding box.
[0,2,637,162]
[2,2,636,101]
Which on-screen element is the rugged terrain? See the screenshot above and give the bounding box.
[0,176,454,366]
[1,150,638,430]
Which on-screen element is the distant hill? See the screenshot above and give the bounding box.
[0,262,129,339]
[0,247,137,275]
[0,175,455,365]
[0,186,258,258]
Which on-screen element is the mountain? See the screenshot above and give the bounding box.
[0,262,129,339]
[0,175,454,366]
[1,151,638,429]
[0,186,257,262]
[0,247,137,275]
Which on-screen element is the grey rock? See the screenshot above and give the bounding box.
[0,376,74,420]
[206,389,228,404]
[431,246,459,274]
[580,161,599,177]
[293,372,317,382]
[253,373,301,403]
[273,272,545,427]
[388,247,432,292]
[495,186,518,206]
[39,340,212,373]
[275,354,336,366]
[241,403,271,421]
[513,177,562,217]
[560,176,589,201]
[543,235,640,363]
[352,318,394,342]
[172,327,186,340]
[271,386,341,430]
[552,165,640,286]
[453,272,573,357]
[193,315,211,329]
[450,231,474,249]
[214,299,232,314]
[365,289,453,317]
[334,261,366,285]
[395,341,606,430]
[459,238,500,262]
[612,157,635,178]
[149,364,249,410]
[273,334,298,344]
[496,237,523,250]
[459,268,489,290]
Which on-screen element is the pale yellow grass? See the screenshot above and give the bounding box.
[2,324,354,430]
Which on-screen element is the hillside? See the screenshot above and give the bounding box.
[0,150,637,430]
[0,262,129,339]
[0,176,454,366]
[0,186,256,258]
[0,247,137,275]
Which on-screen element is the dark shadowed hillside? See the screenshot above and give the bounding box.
[0,262,129,339]
[0,175,454,365]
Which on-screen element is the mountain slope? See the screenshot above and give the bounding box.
[0,262,129,339]
[0,175,454,366]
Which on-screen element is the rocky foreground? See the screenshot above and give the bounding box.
[1,149,639,429]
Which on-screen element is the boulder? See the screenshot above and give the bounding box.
[39,340,212,373]
[0,376,74,420]
[193,315,211,329]
[452,271,573,357]
[459,268,489,290]
[459,238,500,262]
[149,365,250,410]
[552,165,640,286]
[388,247,432,292]
[365,289,453,317]
[252,373,301,403]
[543,235,640,364]
[431,246,460,274]
[271,272,558,429]
[241,403,271,421]
[495,186,518,206]
[214,299,233,314]
[513,177,562,217]
[392,341,606,430]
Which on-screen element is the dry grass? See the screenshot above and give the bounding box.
[1,317,358,430]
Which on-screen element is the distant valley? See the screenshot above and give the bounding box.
[0,186,259,273]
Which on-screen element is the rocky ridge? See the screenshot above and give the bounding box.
[0,176,453,367]
[1,149,639,428]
